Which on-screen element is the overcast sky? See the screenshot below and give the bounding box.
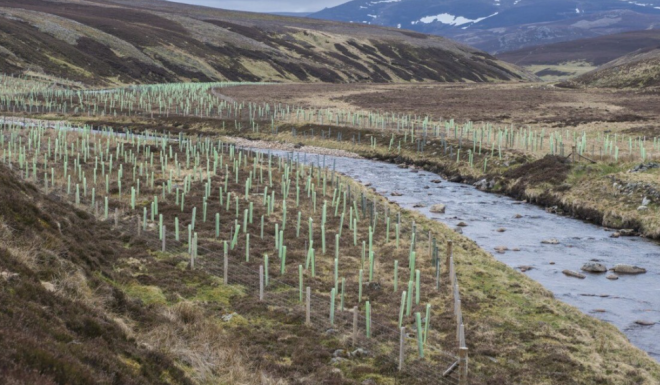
[169,0,348,13]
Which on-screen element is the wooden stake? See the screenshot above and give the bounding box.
[259,265,264,301]
[459,347,469,385]
[161,226,166,252]
[428,230,432,257]
[305,287,311,326]
[223,247,228,285]
[352,306,358,347]
[445,240,453,273]
[399,326,405,371]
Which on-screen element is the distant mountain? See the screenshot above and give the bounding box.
[567,46,660,88]
[310,0,660,53]
[0,0,534,86]
[498,29,660,67]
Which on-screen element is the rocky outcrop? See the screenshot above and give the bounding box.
[581,262,607,273]
[563,270,586,279]
[612,264,646,274]
[430,204,446,214]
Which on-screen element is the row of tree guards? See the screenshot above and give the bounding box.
[1,119,469,384]
[2,78,659,164]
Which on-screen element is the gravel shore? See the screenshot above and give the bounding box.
[223,136,362,159]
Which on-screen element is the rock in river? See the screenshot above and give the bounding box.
[612,264,646,274]
[430,204,446,214]
[563,270,586,279]
[541,238,560,245]
[581,262,607,273]
[606,274,619,280]
[494,246,508,254]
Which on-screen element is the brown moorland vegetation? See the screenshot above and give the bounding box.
[0,0,532,86]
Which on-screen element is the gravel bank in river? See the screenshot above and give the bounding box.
[224,136,362,159]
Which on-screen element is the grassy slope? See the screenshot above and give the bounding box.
[567,47,660,89]
[0,0,532,86]
[57,114,660,385]
[498,30,660,67]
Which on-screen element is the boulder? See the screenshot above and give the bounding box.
[563,270,586,279]
[430,179,442,184]
[619,229,636,237]
[333,349,346,358]
[413,203,426,208]
[606,274,619,280]
[0,271,18,281]
[494,246,508,254]
[612,264,646,274]
[350,348,369,357]
[390,192,403,197]
[430,204,446,214]
[514,214,523,219]
[40,281,56,292]
[457,222,468,227]
[449,175,462,183]
[541,239,560,245]
[581,262,607,273]
[635,320,656,326]
[629,162,660,173]
[330,357,346,365]
[518,266,533,272]
[496,228,506,232]
[474,179,495,190]
[610,232,620,238]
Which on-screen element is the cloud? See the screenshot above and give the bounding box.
[168,0,347,13]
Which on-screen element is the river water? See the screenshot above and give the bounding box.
[266,149,660,362]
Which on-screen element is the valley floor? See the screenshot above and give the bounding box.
[2,81,660,385]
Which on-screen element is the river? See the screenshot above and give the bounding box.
[267,149,660,362]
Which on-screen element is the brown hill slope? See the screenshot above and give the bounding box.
[0,162,194,385]
[0,0,533,86]
[498,29,660,67]
[566,46,660,88]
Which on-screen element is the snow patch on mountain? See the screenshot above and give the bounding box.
[412,12,499,27]
[619,0,660,8]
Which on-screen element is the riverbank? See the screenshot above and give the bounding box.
[221,122,660,241]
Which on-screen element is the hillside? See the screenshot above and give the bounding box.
[568,47,660,88]
[310,1,660,53]
[0,0,532,86]
[498,29,660,67]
